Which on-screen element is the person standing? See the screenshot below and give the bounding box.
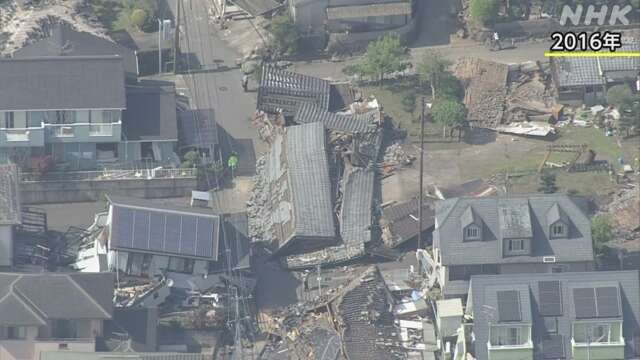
[242,74,249,92]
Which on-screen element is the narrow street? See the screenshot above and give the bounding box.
[172,0,265,178]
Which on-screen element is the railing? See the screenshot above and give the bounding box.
[0,125,46,146]
[21,168,197,182]
[89,123,114,136]
[44,122,121,142]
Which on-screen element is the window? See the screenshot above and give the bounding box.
[464,225,481,241]
[508,239,525,252]
[574,323,614,343]
[4,112,14,128]
[7,326,27,339]
[551,222,566,238]
[56,111,76,124]
[51,320,77,339]
[544,317,558,334]
[167,257,195,274]
[490,326,528,346]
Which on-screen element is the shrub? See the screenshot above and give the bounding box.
[469,0,500,25]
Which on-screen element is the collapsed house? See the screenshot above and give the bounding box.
[250,74,384,267]
[551,43,640,106]
[249,122,338,256]
[0,164,21,267]
[75,195,222,277]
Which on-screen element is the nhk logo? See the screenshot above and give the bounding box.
[559,4,634,26]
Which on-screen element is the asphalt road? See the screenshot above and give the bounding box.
[177,0,265,177]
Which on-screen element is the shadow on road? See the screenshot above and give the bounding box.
[218,126,258,177]
[411,0,456,48]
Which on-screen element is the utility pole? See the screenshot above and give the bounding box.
[418,97,426,250]
[157,18,163,74]
[173,0,181,74]
[316,264,322,298]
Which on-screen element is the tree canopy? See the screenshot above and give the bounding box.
[270,14,300,55]
[591,215,613,255]
[351,35,408,85]
[417,50,453,99]
[607,84,634,108]
[469,0,500,25]
[431,98,467,138]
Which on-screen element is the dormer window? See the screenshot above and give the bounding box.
[464,224,481,241]
[550,222,566,238]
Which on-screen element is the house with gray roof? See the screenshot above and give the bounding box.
[551,43,640,105]
[249,122,338,256]
[2,39,180,171]
[257,66,331,117]
[0,271,114,360]
[0,164,21,268]
[466,270,640,360]
[74,195,221,278]
[12,23,138,82]
[425,194,594,298]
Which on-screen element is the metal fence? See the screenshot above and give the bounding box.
[21,168,197,182]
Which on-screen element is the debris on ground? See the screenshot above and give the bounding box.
[0,0,108,55]
[453,57,509,129]
[383,142,415,167]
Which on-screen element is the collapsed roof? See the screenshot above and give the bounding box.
[257,65,331,116]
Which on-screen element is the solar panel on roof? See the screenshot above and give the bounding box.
[497,290,522,322]
[542,335,564,359]
[595,286,620,318]
[573,288,597,318]
[539,281,563,316]
[109,204,218,259]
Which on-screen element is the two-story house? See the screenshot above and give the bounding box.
[466,270,640,360]
[0,164,21,268]
[0,56,127,169]
[421,194,594,298]
[0,272,114,360]
[1,25,180,170]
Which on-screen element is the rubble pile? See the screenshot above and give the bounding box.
[453,57,509,128]
[247,155,276,243]
[505,62,557,123]
[0,0,108,55]
[383,142,414,166]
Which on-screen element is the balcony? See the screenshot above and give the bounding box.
[487,340,533,360]
[571,338,625,360]
[0,125,45,147]
[45,122,121,143]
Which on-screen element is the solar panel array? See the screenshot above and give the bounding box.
[573,286,621,319]
[539,281,563,316]
[497,290,522,322]
[111,205,218,259]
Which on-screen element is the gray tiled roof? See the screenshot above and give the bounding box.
[381,197,435,248]
[469,271,640,360]
[123,83,178,141]
[257,66,330,116]
[433,194,593,266]
[0,272,114,326]
[0,164,21,225]
[281,168,374,268]
[12,23,137,79]
[0,56,126,111]
[286,123,336,240]
[553,43,640,88]
[295,102,379,134]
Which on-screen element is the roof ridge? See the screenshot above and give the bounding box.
[7,275,48,324]
[67,274,112,318]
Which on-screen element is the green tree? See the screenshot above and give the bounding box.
[606,84,634,108]
[431,98,467,138]
[130,8,148,30]
[469,0,500,25]
[269,14,300,56]
[538,170,557,194]
[417,50,453,99]
[591,215,613,256]
[353,34,408,86]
